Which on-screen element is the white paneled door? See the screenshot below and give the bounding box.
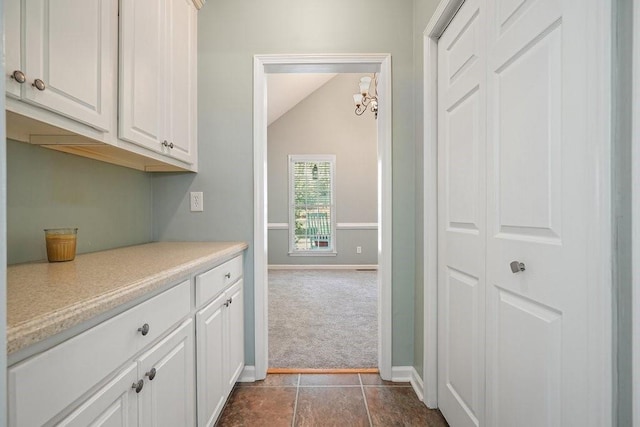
[437,0,607,426]
[485,0,594,426]
[437,0,486,425]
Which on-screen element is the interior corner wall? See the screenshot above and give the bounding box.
[267,74,377,266]
[152,0,418,367]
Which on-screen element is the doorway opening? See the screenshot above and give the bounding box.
[253,54,392,380]
[265,73,378,371]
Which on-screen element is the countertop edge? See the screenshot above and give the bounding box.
[8,241,248,356]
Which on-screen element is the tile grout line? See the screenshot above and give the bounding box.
[359,373,374,427]
[291,374,301,427]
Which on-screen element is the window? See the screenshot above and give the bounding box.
[288,154,336,255]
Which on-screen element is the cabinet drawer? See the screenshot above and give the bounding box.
[195,255,243,307]
[8,280,190,427]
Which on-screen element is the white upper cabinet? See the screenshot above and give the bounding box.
[118,0,164,153]
[7,0,117,131]
[5,0,22,99]
[4,0,198,172]
[120,0,197,165]
[166,0,197,164]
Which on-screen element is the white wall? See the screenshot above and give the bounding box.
[267,74,378,265]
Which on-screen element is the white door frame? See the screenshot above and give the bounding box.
[253,54,393,381]
[422,0,466,408]
[423,0,613,418]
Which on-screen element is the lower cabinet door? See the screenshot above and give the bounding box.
[137,318,195,427]
[57,363,138,427]
[225,280,245,393]
[196,293,227,427]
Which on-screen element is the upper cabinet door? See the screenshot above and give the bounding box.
[119,0,165,152]
[22,0,117,131]
[5,0,23,99]
[120,0,196,165]
[166,0,197,164]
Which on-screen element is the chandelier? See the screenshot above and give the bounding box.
[352,74,378,119]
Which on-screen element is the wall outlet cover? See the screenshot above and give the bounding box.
[190,192,204,212]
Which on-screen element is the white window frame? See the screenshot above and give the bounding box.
[288,154,337,256]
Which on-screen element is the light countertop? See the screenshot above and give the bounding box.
[7,241,248,355]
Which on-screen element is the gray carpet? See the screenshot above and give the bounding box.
[268,269,378,369]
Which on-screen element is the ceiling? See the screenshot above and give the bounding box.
[266,73,337,125]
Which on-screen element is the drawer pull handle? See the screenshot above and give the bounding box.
[225,272,231,279]
[11,70,26,83]
[132,379,144,393]
[145,368,157,381]
[137,323,150,336]
[32,78,46,91]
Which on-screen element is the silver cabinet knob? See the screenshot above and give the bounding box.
[32,78,45,91]
[162,140,169,148]
[169,142,174,149]
[11,70,26,83]
[228,297,233,305]
[137,323,150,336]
[132,379,144,393]
[224,299,230,307]
[225,272,231,279]
[145,368,157,381]
[510,261,526,273]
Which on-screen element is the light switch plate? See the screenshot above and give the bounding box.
[190,192,203,212]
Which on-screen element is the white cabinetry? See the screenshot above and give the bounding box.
[8,281,191,427]
[7,253,244,427]
[195,258,245,427]
[4,0,198,172]
[57,363,139,427]
[5,0,117,131]
[119,0,196,164]
[5,0,22,99]
[195,293,226,427]
[166,0,197,163]
[58,319,194,427]
[225,280,245,392]
[137,319,195,427]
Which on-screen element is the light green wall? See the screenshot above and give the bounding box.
[613,0,633,424]
[7,140,153,264]
[152,0,421,367]
[268,73,377,265]
[412,0,441,380]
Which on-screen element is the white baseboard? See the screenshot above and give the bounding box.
[268,264,378,270]
[238,365,256,382]
[392,366,425,403]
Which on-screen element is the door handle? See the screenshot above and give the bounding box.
[510,261,525,273]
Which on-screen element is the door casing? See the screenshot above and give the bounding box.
[252,54,393,381]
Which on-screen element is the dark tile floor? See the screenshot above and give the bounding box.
[216,373,449,427]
